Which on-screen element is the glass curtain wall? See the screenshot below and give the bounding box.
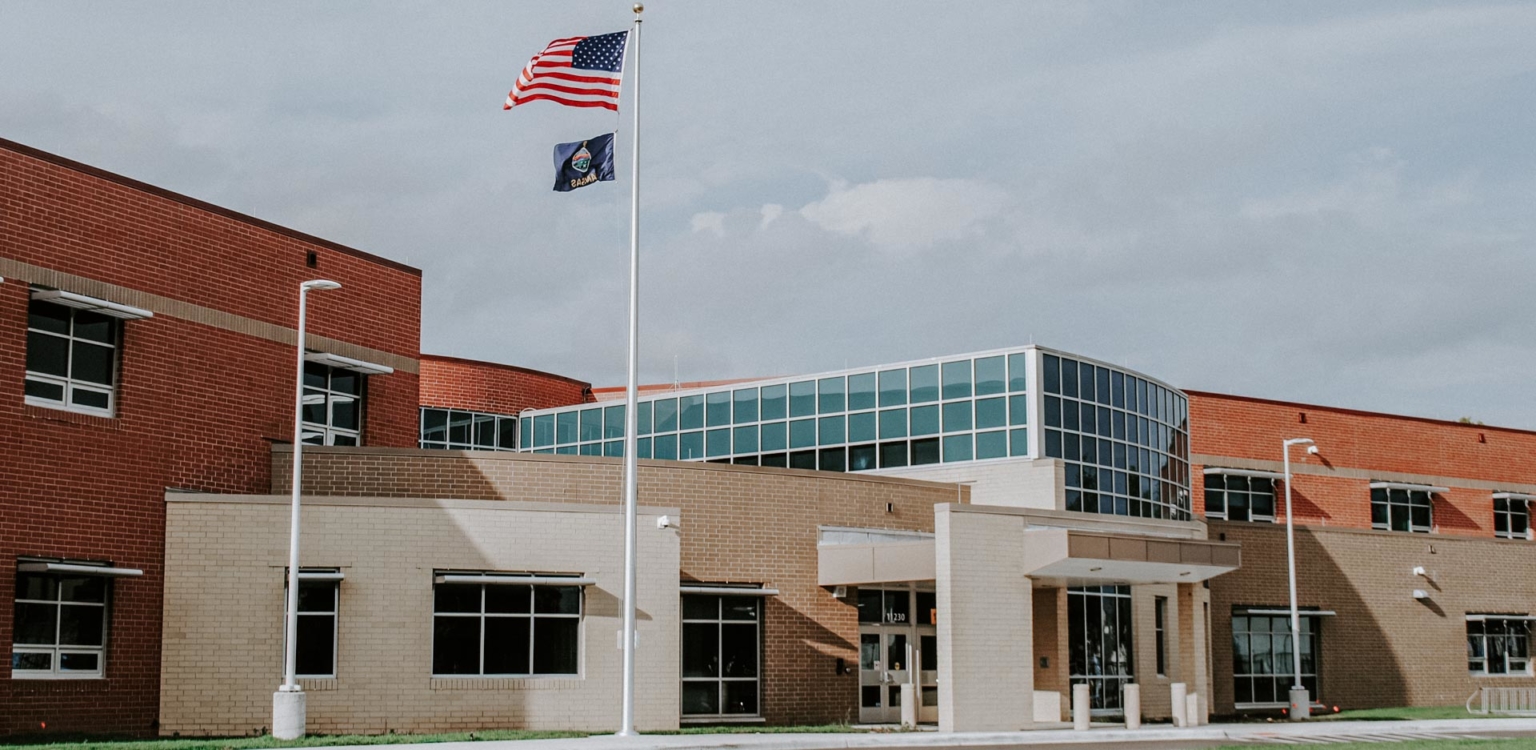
[520,349,1032,472]
[1040,353,1191,520]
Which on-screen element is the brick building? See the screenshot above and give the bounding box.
[5,137,1534,737]
[0,138,422,735]
[1191,391,1536,715]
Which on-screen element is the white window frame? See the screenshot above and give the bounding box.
[11,571,111,680]
[302,362,364,446]
[1369,482,1440,534]
[24,299,121,417]
[1468,615,1533,676]
[419,407,519,451]
[1203,469,1281,523]
[1493,494,1533,541]
[283,571,341,679]
[430,574,584,678]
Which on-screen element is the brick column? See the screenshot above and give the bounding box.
[935,506,1034,731]
[1176,582,1211,721]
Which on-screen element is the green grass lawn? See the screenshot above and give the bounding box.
[0,724,871,750]
[1220,741,1536,750]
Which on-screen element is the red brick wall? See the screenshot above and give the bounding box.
[0,139,421,736]
[419,355,589,415]
[1189,391,1536,537]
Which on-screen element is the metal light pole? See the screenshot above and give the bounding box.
[1282,437,1315,721]
[274,279,341,740]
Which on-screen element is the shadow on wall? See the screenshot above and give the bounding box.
[1210,523,1412,716]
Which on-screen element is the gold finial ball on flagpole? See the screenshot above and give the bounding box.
[633,3,643,14]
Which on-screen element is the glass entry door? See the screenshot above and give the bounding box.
[859,628,909,723]
[857,585,939,724]
[1068,585,1135,714]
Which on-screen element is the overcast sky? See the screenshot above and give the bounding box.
[4,2,1535,427]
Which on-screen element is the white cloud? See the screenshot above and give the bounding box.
[798,178,1011,250]
[759,203,783,229]
[689,211,726,236]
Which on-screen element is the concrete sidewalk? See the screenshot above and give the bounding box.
[327,718,1536,750]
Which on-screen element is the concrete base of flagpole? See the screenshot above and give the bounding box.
[1289,688,1311,721]
[273,688,307,739]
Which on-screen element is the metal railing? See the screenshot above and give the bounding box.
[1468,687,1536,715]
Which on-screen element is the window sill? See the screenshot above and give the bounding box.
[430,676,582,690]
[23,401,118,426]
[298,677,339,691]
[1470,673,1535,679]
[680,715,765,725]
[11,671,105,681]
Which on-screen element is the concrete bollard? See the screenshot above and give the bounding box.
[1072,683,1091,730]
[1289,687,1311,721]
[1186,692,1200,727]
[273,689,306,740]
[1170,682,1187,727]
[900,683,917,729]
[1123,683,1141,729]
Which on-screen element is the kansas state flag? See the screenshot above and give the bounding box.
[553,133,615,192]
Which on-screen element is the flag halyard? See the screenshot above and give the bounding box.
[505,31,629,111]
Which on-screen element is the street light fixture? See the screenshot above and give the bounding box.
[274,279,341,740]
[1282,437,1315,721]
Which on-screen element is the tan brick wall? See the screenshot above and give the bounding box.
[159,496,679,735]
[268,446,960,725]
[1210,521,1536,714]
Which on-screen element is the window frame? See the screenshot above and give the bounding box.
[1154,596,1168,677]
[1493,495,1532,541]
[1203,472,1277,523]
[1370,485,1434,534]
[1232,612,1321,708]
[283,573,340,680]
[419,407,519,451]
[680,593,763,718]
[11,571,111,680]
[302,362,365,446]
[1468,615,1532,676]
[24,299,121,418]
[430,575,583,678]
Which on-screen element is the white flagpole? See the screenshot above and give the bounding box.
[618,2,643,738]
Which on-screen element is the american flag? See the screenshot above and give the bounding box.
[504,31,629,111]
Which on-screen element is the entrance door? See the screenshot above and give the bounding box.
[1068,585,1135,714]
[916,628,939,723]
[858,627,909,723]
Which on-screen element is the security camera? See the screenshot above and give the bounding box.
[656,515,676,530]
[1306,445,1320,455]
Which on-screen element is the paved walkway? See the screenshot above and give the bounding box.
[330,718,1536,750]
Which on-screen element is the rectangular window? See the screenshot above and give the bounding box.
[848,373,877,411]
[12,571,109,679]
[25,300,120,416]
[1204,474,1275,522]
[1154,596,1167,677]
[286,575,339,678]
[419,408,518,451]
[1468,616,1531,675]
[818,377,846,413]
[1371,487,1433,533]
[1232,613,1319,706]
[1494,496,1531,540]
[302,363,365,446]
[789,381,816,418]
[431,577,581,677]
[682,594,761,717]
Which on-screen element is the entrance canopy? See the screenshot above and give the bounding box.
[1022,528,1239,585]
